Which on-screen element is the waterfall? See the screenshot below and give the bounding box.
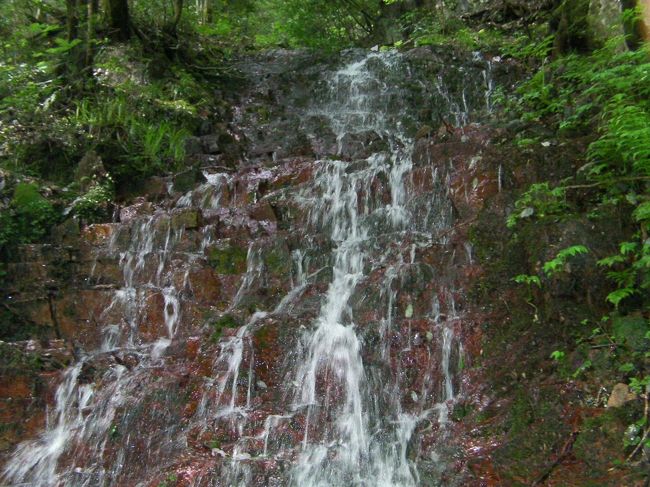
[2,48,495,486]
[291,52,420,486]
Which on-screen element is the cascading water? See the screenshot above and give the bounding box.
[2,47,497,486]
[291,52,421,487]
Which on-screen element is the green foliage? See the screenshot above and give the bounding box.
[0,183,58,247]
[629,376,650,395]
[506,183,568,228]
[73,94,190,180]
[71,175,115,223]
[509,37,650,310]
[513,274,541,287]
[506,20,650,460]
[253,0,382,50]
[542,245,589,276]
[598,237,650,308]
[396,7,509,51]
[501,34,554,60]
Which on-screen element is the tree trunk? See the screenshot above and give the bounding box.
[621,0,648,50]
[200,0,213,24]
[86,0,98,65]
[66,0,79,40]
[171,0,184,31]
[104,0,130,41]
[549,0,593,55]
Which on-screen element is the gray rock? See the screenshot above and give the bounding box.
[200,135,220,154]
[184,136,203,156]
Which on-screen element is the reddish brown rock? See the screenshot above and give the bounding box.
[83,224,119,246]
[187,268,222,306]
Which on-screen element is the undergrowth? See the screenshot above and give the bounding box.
[506,30,650,463]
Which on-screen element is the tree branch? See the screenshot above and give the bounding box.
[563,176,650,191]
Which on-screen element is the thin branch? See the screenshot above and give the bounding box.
[531,429,579,486]
[563,176,650,191]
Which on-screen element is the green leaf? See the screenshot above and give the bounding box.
[606,288,636,307]
[619,363,635,373]
[543,245,589,276]
[513,274,541,287]
[620,242,638,255]
[633,202,650,222]
[598,255,626,267]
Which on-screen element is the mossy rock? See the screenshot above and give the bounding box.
[0,308,43,343]
[210,314,240,342]
[207,242,248,275]
[612,314,649,351]
[170,209,201,231]
[2,183,58,246]
[573,405,642,478]
[173,169,206,194]
[262,242,291,277]
[492,385,570,483]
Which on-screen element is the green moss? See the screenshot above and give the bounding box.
[158,473,178,487]
[264,245,290,275]
[612,315,649,351]
[206,439,221,449]
[210,314,240,342]
[492,385,569,483]
[208,244,247,275]
[254,324,274,350]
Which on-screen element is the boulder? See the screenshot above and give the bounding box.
[75,151,107,192]
[184,136,203,156]
[120,199,154,223]
[141,177,168,202]
[607,383,637,408]
[170,208,201,231]
[337,131,389,160]
[82,224,119,246]
[200,134,220,154]
[173,169,206,194]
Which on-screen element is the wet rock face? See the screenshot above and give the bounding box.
[234,46,514,168]
[1,47,510,486]
[0,341,72,465]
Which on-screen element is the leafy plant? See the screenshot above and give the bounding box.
[0,183,58,247]
[507,183,568,228]
[543,245,589,276]
[513,274,541,288]
[70,174,115,223]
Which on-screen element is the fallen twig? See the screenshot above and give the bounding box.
[531,429,580,486]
